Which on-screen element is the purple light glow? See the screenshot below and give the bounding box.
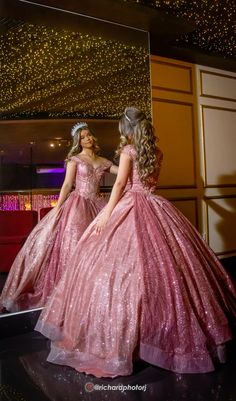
[36,167,65,174]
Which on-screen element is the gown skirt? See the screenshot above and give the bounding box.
[0,191,107,312]
[35,189,236,377]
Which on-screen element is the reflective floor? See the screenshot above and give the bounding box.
[1,331,236,401]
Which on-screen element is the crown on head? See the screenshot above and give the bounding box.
[71,122,88,137]
[124,111,131,123]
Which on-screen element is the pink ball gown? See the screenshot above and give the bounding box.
[35,145,236,377]
[0,156,112,312]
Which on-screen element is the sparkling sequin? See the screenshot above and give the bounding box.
[36,145,236,378]
[0,158,112,312]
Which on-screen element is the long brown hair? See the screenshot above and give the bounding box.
[65,123,100,163]
[117,107,161,184]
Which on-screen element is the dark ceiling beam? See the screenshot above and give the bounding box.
[18,0,195,36]
[1,0,195,45]
[150,35,236,73]
[0,0,145,47]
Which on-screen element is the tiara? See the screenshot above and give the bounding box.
[71,122,88,137]
[124,111,131,123]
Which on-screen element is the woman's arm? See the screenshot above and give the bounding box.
[96,153,131,232]
[109,164,119,175]
[54,161,77,209]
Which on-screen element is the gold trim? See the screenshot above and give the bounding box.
[151,60,193,95]
[200,70,236,102]
[158,185,197,189]
[201,104,236,113]
[204,184,236,188]
[152,98,197,188]
[201,105,236,188]
[215,249,236,256]
[201,95,236,103]
[166,196,197,201]
[204,194,236,199]
[152,85,192,95]
[205,197,210,244]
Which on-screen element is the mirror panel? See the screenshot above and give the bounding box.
[0,3,151,315]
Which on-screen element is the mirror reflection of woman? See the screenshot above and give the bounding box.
[0,122,118,313]
[36,107,236,378]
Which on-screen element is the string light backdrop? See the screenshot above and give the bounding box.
[1,20,151,119]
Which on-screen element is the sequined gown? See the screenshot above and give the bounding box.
[0,157,112,312]
[35,145,236,377]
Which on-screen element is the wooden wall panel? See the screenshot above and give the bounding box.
[200,70,236,102]
[151,60,192,94]
[152,99,196,188]
[151,56,236,257]
[201,106,236,187]
[197,65,236,256]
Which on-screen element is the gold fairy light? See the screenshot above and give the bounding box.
[123,0,235,58]
[0,22,151,119]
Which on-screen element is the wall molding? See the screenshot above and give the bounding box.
[201,104,236,188]
[151,60,193,95]
[153,97,197,188]
[200,70,236,102]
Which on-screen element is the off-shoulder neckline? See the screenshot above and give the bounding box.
[75,156,109,170]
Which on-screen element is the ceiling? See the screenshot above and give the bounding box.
[127,0,236,69]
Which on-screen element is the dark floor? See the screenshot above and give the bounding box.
[0,331,236,401]
[0,257,236,401]
[0,273,8,293]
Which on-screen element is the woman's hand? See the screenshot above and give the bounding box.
[95,208,111,234]
[110,164,119,175]
[95,152,131,234]
[51,204,61,216]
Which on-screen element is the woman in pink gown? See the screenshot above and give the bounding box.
[0,122,117,312]
[35,108,236,377]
